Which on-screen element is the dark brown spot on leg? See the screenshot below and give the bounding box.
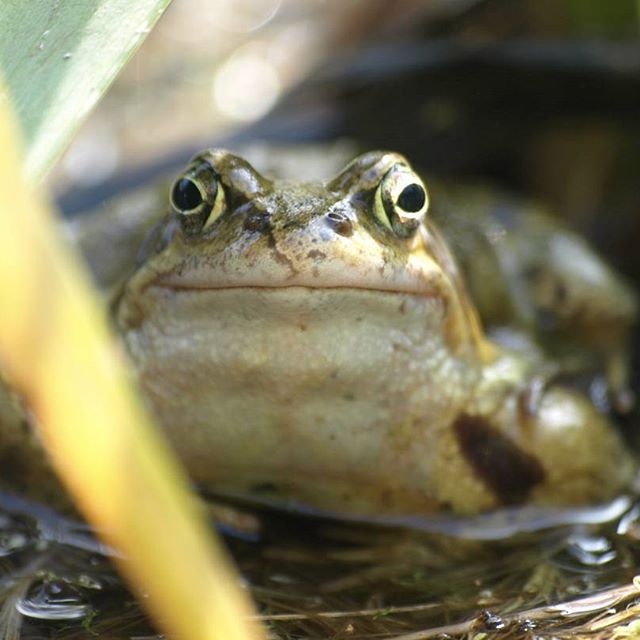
[453,414,545,505]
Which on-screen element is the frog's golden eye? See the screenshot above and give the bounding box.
[170,162,226,234]
[374,165,429,238]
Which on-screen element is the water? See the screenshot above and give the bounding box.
[0,494,639,638]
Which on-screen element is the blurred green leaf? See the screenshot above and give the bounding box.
[0,0,171,181]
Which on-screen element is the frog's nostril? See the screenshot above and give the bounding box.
[243,212,271,233]
[326,211,353,237]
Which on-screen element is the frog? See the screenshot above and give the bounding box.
[100,147,635,517]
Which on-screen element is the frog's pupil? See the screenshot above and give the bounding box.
[173,178,203,211]
[397,183,425,212]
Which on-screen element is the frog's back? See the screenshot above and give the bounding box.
[429,180,638,410]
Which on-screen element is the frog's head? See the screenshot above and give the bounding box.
[119,149,487,358]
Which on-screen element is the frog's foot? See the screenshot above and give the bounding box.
[515,385,635,507]
[436,379,635,514]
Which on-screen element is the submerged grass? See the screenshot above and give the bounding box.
[213,507,640,640]
[2,498,640,639]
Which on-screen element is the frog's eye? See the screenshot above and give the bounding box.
[172,178,203,211]
[170,163,226,234]
[374,165,429,238]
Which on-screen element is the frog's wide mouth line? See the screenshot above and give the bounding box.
[151,282,444,300]
[139,246,448,297]
[147,261,446,298]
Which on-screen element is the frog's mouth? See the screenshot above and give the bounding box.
[153,278,440,299]
[147,252,447,299]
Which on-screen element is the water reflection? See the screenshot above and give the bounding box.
[565,533,618,567]
[16,580,90,621]
[0,495,639,638]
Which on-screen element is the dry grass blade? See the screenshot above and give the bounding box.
[386,580,640,640]
[0,93,264,640]
[254,602,440,622]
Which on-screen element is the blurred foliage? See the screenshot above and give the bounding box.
[0,87,262,640]
[0,1,171,180]
[0,0,266,637]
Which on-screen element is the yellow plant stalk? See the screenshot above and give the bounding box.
[0,95,263,640]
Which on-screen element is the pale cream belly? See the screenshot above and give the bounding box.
[120,287,482,514]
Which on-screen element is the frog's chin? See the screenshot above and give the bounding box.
[120,285,469,403]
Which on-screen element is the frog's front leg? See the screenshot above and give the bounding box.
[514,385,634,505]
[432,352,635,514]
